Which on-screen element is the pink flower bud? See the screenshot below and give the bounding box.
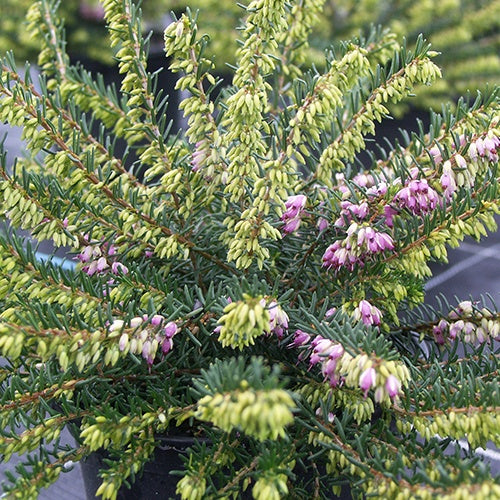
[475,138,485,156]
[325,307,337,318]
[142,340,153,364]
[384,205,398,227]
[468,142,478,160]
[455,154,467,170]
[109,319,124,332]
[130,317,143,328]
[119,333,129,351]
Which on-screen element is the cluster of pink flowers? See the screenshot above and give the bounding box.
[110,314,179,366]
[393,179,440,216]
[469,134,499,163]
[334,200,369,227]
[322,222,394,272]
[432,301,499,345]
[358,367,401,400]
[309,335,345,387]
[290,332,404,402]
[281,195,307,234]
[353,300,382,327]
[77,238,128,277]
[432,132,499,198]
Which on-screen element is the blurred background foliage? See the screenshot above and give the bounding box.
[0,0,499,110]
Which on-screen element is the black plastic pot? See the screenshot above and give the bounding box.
[81,435,197,500]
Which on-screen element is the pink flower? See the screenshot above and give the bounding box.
[375,231,394,251]
[468,142,478,160]
[78,246,93,263]
[322,358,337,377]
[429,145,443,165]
[317,217,329,232]
[449,320,464,340]
[111,261,129,274]
[476,327,487,343]
[475,137,485,156]
[289,329,311,348]
[328,343,344,360]
[310,336,334,365]
[433,319,448,345]
[322,241,361,272]
[130,317,143,328]
[164,321,178,338]
[366,182,388,197]
[385,375,401,399]
[191,141,209,172]
[86,257,108,276]
[142,340,153,363]
[282,217,302,234]
[109,319,125,332]
[384,205,398,227]
[335,201,369,227]
[440,170,456,201]
[353,172,374,187]
[359,367,376,396]
[455,154,467,170]
[456,300,473,316]
[161,337,173,354]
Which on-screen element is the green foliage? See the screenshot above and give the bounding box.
[170,0,500,110]
[1,0,498,109]
[0,1,499,499]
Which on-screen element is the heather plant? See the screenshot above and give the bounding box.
[2,0,499,110]
[169,0,500,110]
[0,1,499,499]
